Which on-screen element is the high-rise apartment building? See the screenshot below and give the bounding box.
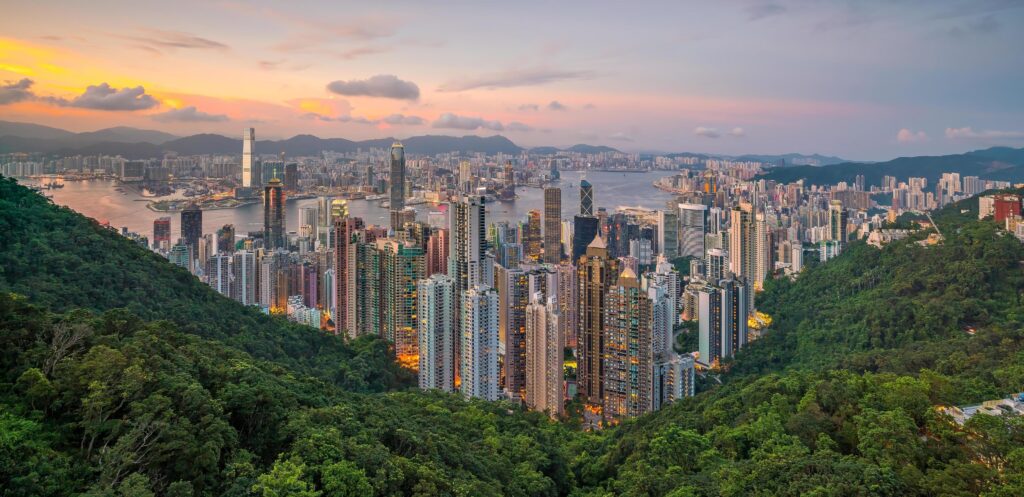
[216,224,235,254]
[231,250,257,306]
[497,265,530,401]
[577,234,619,405]
[697,276,748,368]
[678,203,708,259]
[525,210,542,261]
[426,228,449,277]
[525,293,564,418]
[657,207,680,259]
[418,274,456,392]
[460,285,500,401]
[207,254,232,297]
[828,200,848,243]
[378,239,425,370]
[603,267,653,419]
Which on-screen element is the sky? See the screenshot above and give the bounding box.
[0,0,1022,160]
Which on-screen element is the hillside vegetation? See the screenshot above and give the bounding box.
[1,176,1023,496]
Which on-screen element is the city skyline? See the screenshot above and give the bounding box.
[0,1,1022,159]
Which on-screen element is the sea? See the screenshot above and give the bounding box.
[22,170,676,241]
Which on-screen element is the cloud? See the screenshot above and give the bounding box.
[303,113,376,125]
[47,83,159,111]
[896,128,928,143]
[518,103,540,111]
[432,113,504,131]
[583,103,596,110]
[119,29,229,52]
[152,106,229,122]
[438,67,595,91]
[0,78,35,105]
[694,126,721,138]
[382,113,425,125]
[945,127,1024,140]
[747,3,787,21]
[948,15,1000,37]
[506,122,534,132]
[334,46,390,60]
[608,132,633,142]
[728,127,746,137]
[326,75,420,100]
[547,100,567,111]
[259,60,311,71]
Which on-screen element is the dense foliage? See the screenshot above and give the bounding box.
[2,176,1023,495]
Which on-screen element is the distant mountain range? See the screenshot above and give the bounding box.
[758,146,1024,186]
[1,120,847,164]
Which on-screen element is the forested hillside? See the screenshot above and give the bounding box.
[1,176,1023,496]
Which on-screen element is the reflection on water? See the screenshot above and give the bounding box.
[26,170,675,240]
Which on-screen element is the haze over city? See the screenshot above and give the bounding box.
[2,0,1023,159]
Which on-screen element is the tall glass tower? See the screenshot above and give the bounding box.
[389,141,405,229]
[241,128,256,188]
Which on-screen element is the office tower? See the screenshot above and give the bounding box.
[791,244,804,273]
[577,234,619,405]
[657,207,680,259]
[728,202,756,310]
[216,224,235,254]
[153,217,171,251]
[526,293,564,417]
[448,194,487,355]
[543,187,562,263]
[241,128,256,188]
[608,213,630,258]
[299,207,317,240]
[580,179,594,216]
[334,214,364,337]
[284,162,298,191]
[169,241,190,269]
[263,178,286,250]
[426,228,449,277]
[378,239,425,370]
[418,275,456,392]
[260,161,284,185]
[828,200,848,243]
[231,250,257,306]
[678,203,708,259]
[207,254,232,297]
[603,267,653,419]
[180,204,203,261]
[572,215,600,263]
[389,141,405,229]
[460,285,500,401]
[497,265,530,401]
[653,354,695,410]
[524,210,542,261]
[259,251,289,313]
[697,276,747,367]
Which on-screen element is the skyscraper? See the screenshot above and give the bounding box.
[543,187,562,263]
[580,179,594,217]
[525,293,564,418]
[657,206,679,259]
[572,215,600,263]
[577,234,619,405]
[333,210,364,337]
[284,162,298,191]
[653,353,695,410]
[153,216,171,251]
[180,204,203,261]
[389,141,405,230]
[207,254,232,297]
[448,193,488,365]
[603,267,653,419]
[264,178,286,250]
[231,250,257,306]
[828,200,848,243]
[497,265,530,401]
[461,285,500,401]
[525,210,542,261]
[418,274,456,392]
[678,203,708,259]
[241,128,256,188]
[379,239,425,370]
[216,224,235,254]
[697,276,747,368]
